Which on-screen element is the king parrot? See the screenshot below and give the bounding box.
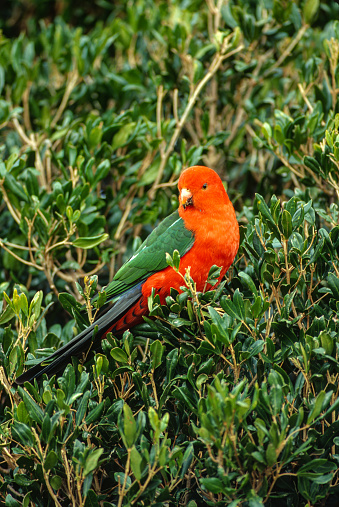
[15,165,239,384]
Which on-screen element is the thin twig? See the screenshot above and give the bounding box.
[149,41,244,198]
[12,117,32,145]
[32,428,63,507]
[114,190,137,240]
[22,82,32,132]
[50,69,79,129]
[263,24,309,77]
[0,240,43,270]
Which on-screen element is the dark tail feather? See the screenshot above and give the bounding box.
[15,285,143,384]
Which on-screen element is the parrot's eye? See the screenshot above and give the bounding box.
[202,183,208,189]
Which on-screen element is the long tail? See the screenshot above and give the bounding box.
[15,285,143,384]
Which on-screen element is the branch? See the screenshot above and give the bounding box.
[148,40,244,199]
[50,69,79,129]
[0,240,43,270]
[263,24,309,77]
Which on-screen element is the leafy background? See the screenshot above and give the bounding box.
[1,0,339,505]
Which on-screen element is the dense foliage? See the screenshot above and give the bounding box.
[1,0,339,505]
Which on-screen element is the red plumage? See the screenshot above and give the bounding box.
[105,165,239,336]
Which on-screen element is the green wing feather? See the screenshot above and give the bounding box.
[99,210,194,302]
[16,212,194,384]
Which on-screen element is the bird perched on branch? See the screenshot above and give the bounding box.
[16,165,239,384]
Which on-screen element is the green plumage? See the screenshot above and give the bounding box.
[97,210,195,303]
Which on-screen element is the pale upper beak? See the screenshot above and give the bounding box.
[180,188,192,206]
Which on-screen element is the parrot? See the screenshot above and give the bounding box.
[15,165,239,384]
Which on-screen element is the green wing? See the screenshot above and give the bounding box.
[102,210,194,302]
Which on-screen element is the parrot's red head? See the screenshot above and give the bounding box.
[178,165,229,213]
[177,165,239,288]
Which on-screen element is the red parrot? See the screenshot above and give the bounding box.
[16,165,239,384]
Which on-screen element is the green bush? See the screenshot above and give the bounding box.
[1,0,339,505]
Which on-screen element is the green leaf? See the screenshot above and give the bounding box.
[75,391,91,426]
[122,403,137,449]
[292,206,305,228]
[111,365,134,379]
[85,402,104,425]
[50,475,62,491]
[172,386,197,414]
[41,414,51,443]
[110,347,129,364]
[166,252,173,268]
[273,124,284,144]
[44,450,59,471]
[200,477,224,494]
[11,421,34,447]
[4,173,29,202]
[150,339,165,371]
[248,498,264,507]
[16,401,29,424]
[255,194,280,238]
[172,249,181,271]
[17,387,44,425]
[130,445,143,481]
[307,390,326,424]
[83,448,104,477]
[88,126,103,151]
[84,490,99,507]
[0,304,15,325]
[266,442,277,466]
[327,272,339,300]
[196,374,208,390]
[239,271,258,297]
[319,331,334,355]
[95,353,109,375]
[19,293,28,316]
[180,442,194,478]
[269,384,283,416]
[159,412,169,432]
[72,234,109,249]
[92,160,110,187]
[112,122,136,150]
[4,494,22,507]
[240,340,265,361]
[207,265,222,286]
[261,122,272,141]
[304,155,322,175]
[29,290,43,321]
[303,0,319,24]
[297,458,336,476]
[148,406,159,432]
[207,306,229,345]
[220,290,245,322]
[166,348,178,384]
[280,209,292,239]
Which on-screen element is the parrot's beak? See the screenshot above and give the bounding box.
[180,188,193,209]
